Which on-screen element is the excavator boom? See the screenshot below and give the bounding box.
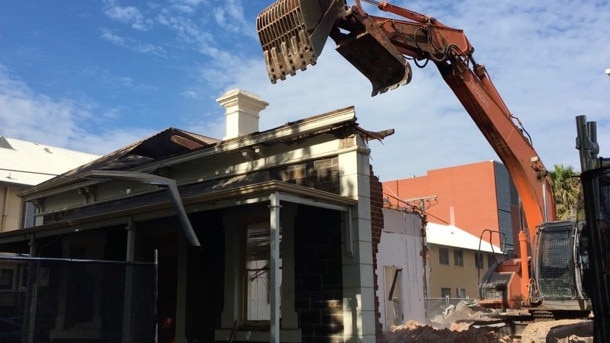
[256,0,589,314]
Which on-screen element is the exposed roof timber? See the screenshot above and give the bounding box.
[21,107,358,197]
[21,128,218,196]
[356,127,395,142]
[157,106,359,170]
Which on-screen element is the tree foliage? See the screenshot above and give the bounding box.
[549,164,583,220]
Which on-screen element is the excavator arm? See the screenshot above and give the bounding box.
[257,0,559,308]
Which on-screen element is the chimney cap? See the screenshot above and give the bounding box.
[216,89,269,108]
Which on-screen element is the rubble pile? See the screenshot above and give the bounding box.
[384,299,595,343]
[385,301,514,343]
[386,320,503,343]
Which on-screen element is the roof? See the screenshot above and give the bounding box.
[22,128,219,194]
[0,136,99,186]
[21,107,364,197]
[0,176,357,247]
[426,222,502,254]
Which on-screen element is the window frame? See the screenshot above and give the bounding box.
[488,254,498,269]
[474,252,484,269]
[453,249,464,266]
[456,288,466,299]
[439,248,449,265]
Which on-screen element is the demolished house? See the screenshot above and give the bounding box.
[0,89,394,343]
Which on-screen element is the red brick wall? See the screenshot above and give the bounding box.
[383,161,504,247]
[369,166,387,343]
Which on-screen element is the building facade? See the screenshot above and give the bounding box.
[383,160,520,253]
[0,136,98,232]
[0,89,394,343]
[426,222,503,300]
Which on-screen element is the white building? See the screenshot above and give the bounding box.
[0,136,98,231]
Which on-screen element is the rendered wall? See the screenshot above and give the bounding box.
[0,185,25,232]
[376,209,426,330]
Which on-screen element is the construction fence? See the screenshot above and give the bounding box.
[0,255,156,343]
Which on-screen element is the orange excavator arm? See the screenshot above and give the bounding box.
[258,0,556,245]
[257,0,557,306]
[367,2,557,225]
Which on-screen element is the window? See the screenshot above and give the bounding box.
[217,210,301,341]
[488,254,497,268]
[0,269,13,290]
[441,287,451,298]
[474,252,484,269]
[454,249,464,266]
[439,248,449,265]
[456,288,466,299]
[245,223,276,322]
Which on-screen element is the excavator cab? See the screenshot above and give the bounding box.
[256,0,412,96]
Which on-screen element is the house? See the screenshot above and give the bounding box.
[0,89,394,343]
[0,136,98,232]
[383,160,520,253]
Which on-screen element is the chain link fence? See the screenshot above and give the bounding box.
[0,256,156,343]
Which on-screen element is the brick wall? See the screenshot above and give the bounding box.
[273,157,341,194]
[294,206,344,343]
[369,166,387,343]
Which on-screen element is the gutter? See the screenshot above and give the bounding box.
[85,170,200,247]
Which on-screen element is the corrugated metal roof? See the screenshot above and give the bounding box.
[426,222,502,254]
[0,136,99,186]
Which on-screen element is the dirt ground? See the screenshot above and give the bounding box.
[386,320,506,343]
[383,301,594,343]
[385,319,594,343]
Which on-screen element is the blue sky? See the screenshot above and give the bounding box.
[1,0,609,180]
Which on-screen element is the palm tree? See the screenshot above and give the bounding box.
[549,164,583,220]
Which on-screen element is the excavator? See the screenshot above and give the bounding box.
[255,0,598,335]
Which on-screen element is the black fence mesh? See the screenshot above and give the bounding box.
[581,166,610,341]
[0,256,156,343]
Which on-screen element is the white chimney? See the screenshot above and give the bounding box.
[217,89,269,140]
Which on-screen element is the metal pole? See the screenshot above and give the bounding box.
[269,193,281,343]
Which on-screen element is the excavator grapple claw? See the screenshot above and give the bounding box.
[256,0,412,96]
[332,7,412,96]
[256,0,345,83]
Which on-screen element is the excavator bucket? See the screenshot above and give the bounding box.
[256,0,345,83]
[332,7,412,96]
[256,0,412,96]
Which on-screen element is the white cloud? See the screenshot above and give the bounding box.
[100,29,165,56]
[212,0,250,35]
[0,66,86,146]
[103,0,151,31]
[4,0,609,181]
[214,0,610,179]
[0,65,153,156]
